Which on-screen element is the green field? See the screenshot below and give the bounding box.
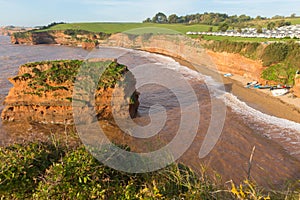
[42,22,218,34]
[38,21,300,42]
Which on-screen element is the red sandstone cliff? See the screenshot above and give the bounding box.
[293,73,300,97]
[1,60,139,124]
[11,30,109,49]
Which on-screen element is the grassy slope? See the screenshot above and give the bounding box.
[0,140,298,199]
[41,22,218,34]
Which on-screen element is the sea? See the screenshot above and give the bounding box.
[0,36,299,184]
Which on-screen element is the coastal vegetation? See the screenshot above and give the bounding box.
[12,60,128,96]
[204,40,300,85]
[0,136,299,199]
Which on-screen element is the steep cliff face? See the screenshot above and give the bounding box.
[205,50,264,80]
[1,60,139,124]
[11,30,109,49]
[98,33,264,81]
[293,73,300,97]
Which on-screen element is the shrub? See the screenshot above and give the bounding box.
[0,142,64,199]
[261,43,289,66]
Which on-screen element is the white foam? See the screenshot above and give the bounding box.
[222,93,300,132]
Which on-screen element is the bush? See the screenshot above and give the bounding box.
[261,43,289,66]
[0,142,64,199]
[0,141,298,199]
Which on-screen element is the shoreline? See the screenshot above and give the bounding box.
[172,57,300,124]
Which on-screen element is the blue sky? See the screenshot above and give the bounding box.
[0,0,299,26]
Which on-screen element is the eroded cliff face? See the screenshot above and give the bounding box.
[1,60,139,124]
[205,50,264,80]
[293,74,300,97]
[98,33,265,81]
[11,30,110,49]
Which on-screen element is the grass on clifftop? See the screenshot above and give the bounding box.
[0,137,299,199]
[13,60,128,97]
[37,22,300,42]
[38,22,218,34]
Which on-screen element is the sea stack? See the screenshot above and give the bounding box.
[1,59,139,124]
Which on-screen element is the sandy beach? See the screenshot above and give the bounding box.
[175,57,300,124]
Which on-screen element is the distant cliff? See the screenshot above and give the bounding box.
[1,60,139,124]
[0,26,34,36]
[11,30,111,49]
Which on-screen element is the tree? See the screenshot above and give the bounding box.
[267,22,275,30]
[168,14,179,24]
[218,23,229,32]
[272,15,284,19]
[143,18,152,23]
[238,14,252,22]
[257,26,263,33]
[152,12,168,23]
[275,20,291,28]
[255,15,262,20]
[290,13,296,18]
[208,27,213,32]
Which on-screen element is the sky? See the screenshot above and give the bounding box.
[0,0,299,27]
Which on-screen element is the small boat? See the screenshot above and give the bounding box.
[224,73,233,77]
[257,85,271,89]
[245,81,258,88]
[270,88,289,96]
[253,84,261,89]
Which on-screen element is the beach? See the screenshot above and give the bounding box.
[175,57,300,124]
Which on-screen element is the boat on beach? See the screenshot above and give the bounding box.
[224,73,233,77]
[270,88,289,96]
[257,85,271,89]
[245,81,258,88]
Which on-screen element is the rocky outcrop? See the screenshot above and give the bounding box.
[293,73,300,97]
[1,60,139,124]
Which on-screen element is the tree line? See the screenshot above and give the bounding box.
[143,12,295,30]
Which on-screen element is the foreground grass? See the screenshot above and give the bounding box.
[0,135,299,200]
